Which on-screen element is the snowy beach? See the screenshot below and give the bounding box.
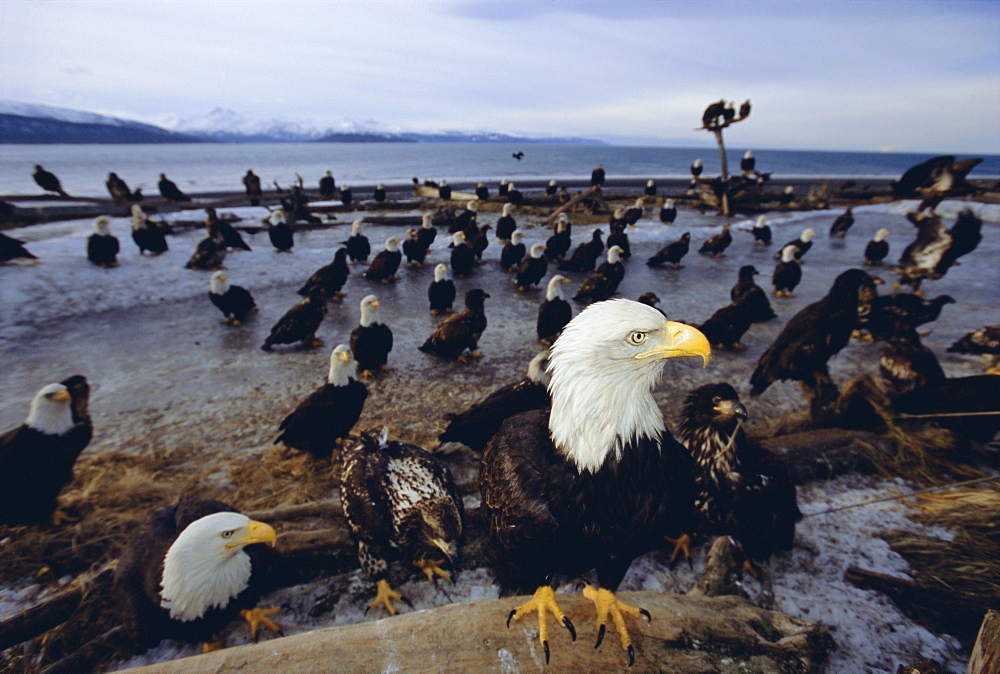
[1,192,998,672]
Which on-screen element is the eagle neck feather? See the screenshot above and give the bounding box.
[159,540,251,622]
[548,362,665,474]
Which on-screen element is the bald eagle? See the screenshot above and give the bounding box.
[207,208,251,252]
[573,245,625,304]
[751,215,772,246]
[87,216,120,267]
[772,245,803,297]
[496,204,517,243]
[185,219,226,271]
[891,155,982,213]
[298,248,349,301]
[419,289,489,362]
[558,229,603,273]
[481,300,710,665]
[776,228,815,261]
[33,165,67,196]
[751,269,877,416]
[209,271,256,326]
[449,232,476,278]
[500,230,526,271]
[113,495,279,650]
[416,212,437,251]
[0,380,92,526]
[266,211,294,253]
[864,229,891,265]
[676,383,800,565]
[402,228,429,267]
[647,232,690,269]
[544,216,571,263]
[590,165,605,187]
[275,344,368,457]
[158,173,190,202]
[514,243,548,291]
[1,232,37,263]
[948,324,1000,375]
[341,427,464,616]
[659,199,677,225]
[829,207,855,238]
[439,350,552,453]
[106,172,135,203]
[730,265,776,323]
[350,295,394,378]
[343,220,371,264]
[537,275,572,345]
[131,205,169,256]
[261,291,327,351]
[428,263,456,315]
[363,237,402,283]
[319,171,336,198]
[699,224,733,258]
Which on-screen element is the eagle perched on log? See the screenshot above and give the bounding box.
[481,299,710,665]
[341,427,464,616]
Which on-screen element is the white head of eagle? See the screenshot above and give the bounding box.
[546,299,711,473]
[26,383,74,435]
[159,511,276,622]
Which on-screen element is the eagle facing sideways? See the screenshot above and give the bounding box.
[419,289,489,362]
[208,271,257,326]
[481,300,711,665]
[1,379,92,526]
[751,269,877,416]
[675,383,800,566]
[112,495,280,651]
[274,344,368,457]
[341,427,464,616]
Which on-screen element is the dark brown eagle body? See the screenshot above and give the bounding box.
[482,409,695,594]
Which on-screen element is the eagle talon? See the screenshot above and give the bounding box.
[595,623,606,648]
[627,644,635,667]
[640,608,651,622]
[562,615,576,641]
[240,606,282,640]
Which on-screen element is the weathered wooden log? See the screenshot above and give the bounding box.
[126,591,834,673]
[542,185,600,225]
[760,429,892,485]
[967,609,999,674]
[844,566,986,642]
[0,562,115,652]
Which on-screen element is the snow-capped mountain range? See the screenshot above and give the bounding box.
[0,101,599,144]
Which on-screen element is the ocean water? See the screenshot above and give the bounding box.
[2,143,998,197]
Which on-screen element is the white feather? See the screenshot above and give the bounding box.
[159,512,253,622]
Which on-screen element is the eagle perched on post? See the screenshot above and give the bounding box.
[481,299,710,665]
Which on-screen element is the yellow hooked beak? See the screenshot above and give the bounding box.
[371,299,380,308]
[635,321,711,367]
[337,349,352,363]
[50,389,72,403]
[229,520,277,550]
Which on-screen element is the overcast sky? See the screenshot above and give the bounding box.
[2,0,998,152]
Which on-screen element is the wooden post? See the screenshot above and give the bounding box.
[713,128,731,216]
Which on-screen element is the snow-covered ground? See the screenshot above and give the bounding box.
[2,199,997,672]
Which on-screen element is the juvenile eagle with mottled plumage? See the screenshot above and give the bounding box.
[341,427,464,616]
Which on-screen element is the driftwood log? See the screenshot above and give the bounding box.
[126,591,833,673]
[542,185,600,226]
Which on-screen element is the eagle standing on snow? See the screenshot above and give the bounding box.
[419,288,489,362]
[113,495,280,650]
[275,344,368,457]
[208,271,256,326]
[676,383,800,567]
[1,378,92,526]
[341,427,464,616]
[481,299,710,665]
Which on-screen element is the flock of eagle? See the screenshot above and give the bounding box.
[2,154,999,667]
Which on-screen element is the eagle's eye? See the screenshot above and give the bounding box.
[712,396,721,405]
[222,530,234,539]
[627,331,647,345]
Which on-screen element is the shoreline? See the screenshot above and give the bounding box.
[4,176,998,230]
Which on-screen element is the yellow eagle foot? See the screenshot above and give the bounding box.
[414,559,451,584]
[582,585,650,667]
[240,606,283,640]
[366,578,408,616]
[201,636,224,653]
[664,532,692,568]
[506,585,577,664]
